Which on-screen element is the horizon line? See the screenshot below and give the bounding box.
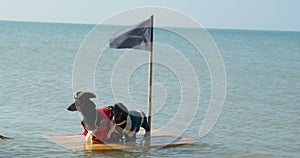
[1,19,299,33]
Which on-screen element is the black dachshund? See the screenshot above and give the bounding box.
[112,103,150,141]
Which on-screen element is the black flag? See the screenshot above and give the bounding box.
[109,17,153,51]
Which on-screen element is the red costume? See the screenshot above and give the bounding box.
[82,106,118,142]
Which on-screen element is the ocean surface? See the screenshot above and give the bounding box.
[0,21,299,158]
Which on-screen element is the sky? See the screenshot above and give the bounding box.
[0,0,299,31]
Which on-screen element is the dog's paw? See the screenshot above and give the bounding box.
[144,132,150,138]
[85,136,92,142]
[129,132,136,138]
[85,130,94,143]
[124,130,136,138]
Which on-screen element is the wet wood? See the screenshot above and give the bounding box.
[44,129,198,151]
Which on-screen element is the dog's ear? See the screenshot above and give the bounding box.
[74,91,83,99]
[114,103,128,114]
[74,91,96,99]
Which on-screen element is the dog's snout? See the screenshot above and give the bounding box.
[67,102,77,111]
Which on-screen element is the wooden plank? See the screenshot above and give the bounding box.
[44,129,198,152]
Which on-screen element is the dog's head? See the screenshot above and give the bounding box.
[112,103,128,124]
[67,91,96,113]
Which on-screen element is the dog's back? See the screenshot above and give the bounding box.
[128,110,149,132]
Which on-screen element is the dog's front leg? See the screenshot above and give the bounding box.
[124,129,137,142]
[124,127,136,140]
[106,123,116,139]
[127,129,136,138]
[85,130,95,143]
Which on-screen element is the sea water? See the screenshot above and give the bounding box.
[0,21,299,157]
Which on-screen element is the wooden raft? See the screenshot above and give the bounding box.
[44,129,198,152]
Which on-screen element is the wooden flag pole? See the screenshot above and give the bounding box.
[148,15,154,133]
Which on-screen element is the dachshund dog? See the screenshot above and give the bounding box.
[67,91,121,143]
[112,103,150,141]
